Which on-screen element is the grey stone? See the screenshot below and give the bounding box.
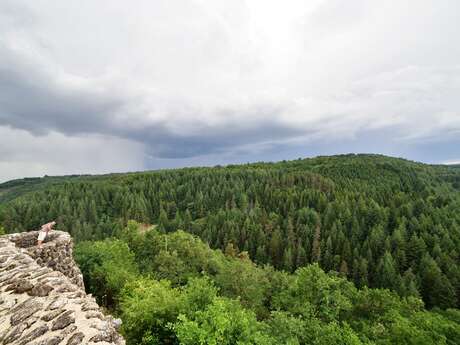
[37,271,62,281]
[61,324,77,337]
[47,337,64,345]
[0,270,26,284]
[112,318,122,330]
[41,308,65,321]
[1,231,125,345]
[25,316,39,327]
[90,320,110,331]
[18,324,49,345]
[6,279,34,293]
[16,271,33,279]
[51,310,75,331]
[55,284,78,293]
[81,301,99,311]
[85,310,104,319]
[10,297,36,314]
[29,282,54,296]
[47,259,57,268]
[47,298,67,310]
[31,336,64,345]
[89,331,114,343]
[72,298,85,304]
[30,267,53,279]
[89,320,120,343]
[66,332,85,345]
[2,323,28,344]
[10,299,43,325]
[0,298,17,313]
[4,262,18,271]
[66,291,85,299]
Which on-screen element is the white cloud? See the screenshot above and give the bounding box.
[443,159,460,165]
[0,0,459,180]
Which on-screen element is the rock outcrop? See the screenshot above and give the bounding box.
[0,231,125,345]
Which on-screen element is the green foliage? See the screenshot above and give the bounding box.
[265,311,307,345]
[174,297,273,345]
[2,155,460,309]
[112,224,460,344]
[134,229,220,280]
[274,264,357,322]
[2,155,460,343]
[74,239,138,307]
[267,312,368,345]
[214,255,270,316]
[348,288,460,344]
[308,322,366,345]
[180,277,219,315]
[419,254,457,309]
[121,278,182,345]
[0,225,5,236]
[117,220,144,254]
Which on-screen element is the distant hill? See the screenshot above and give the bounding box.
[1,153,460,309]
[1,154,458,200]
[0,175,87,203]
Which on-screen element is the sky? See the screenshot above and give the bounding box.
[0,0,459,182]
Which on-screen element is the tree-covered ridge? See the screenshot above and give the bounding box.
[75,222,460,345]
[1,154,460,309]
[0,174,100,203]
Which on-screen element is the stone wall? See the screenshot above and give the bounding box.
[8,231,84,288]
[0,231,125,345]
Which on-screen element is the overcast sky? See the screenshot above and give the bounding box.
[1,0,459,182]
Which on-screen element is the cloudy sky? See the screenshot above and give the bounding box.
[1,0,459,182]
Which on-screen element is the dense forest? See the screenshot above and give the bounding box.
[75,222,460,344]
[1,154,460,310]
[0,154,460,343]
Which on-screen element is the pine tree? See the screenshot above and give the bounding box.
[339,260,349,278]
[283,248,294,272]
[400,268,420,298]
[358,258,369,287]
[419,254,456,308]
[311,225,321,263]
[377,252,400,291]
[158,208,170,233]
[295,242,307,268]
[269,228,283,268]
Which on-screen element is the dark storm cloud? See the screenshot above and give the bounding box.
[0,42,306,159]
[0,57,122,136]
[140,120,307,158]
[1,0,460,182]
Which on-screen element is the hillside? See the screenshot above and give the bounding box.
[0,175,90,203]
[1,154,460,311]
[74,224,460,345]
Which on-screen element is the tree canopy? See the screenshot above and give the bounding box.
[2,154,459,310]
[73,223,460,345]
[1,154,460,331]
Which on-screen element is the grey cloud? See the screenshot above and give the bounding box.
[0,0,460,181]
[0,126,145,182]
[140,120,307,158]
[0,41,307,159]
[0,45,123,136]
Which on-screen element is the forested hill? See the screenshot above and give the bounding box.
[1,154,460,310]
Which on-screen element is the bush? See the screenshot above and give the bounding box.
[74,239,138,307]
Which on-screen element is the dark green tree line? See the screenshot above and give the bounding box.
[2,154,460,309]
